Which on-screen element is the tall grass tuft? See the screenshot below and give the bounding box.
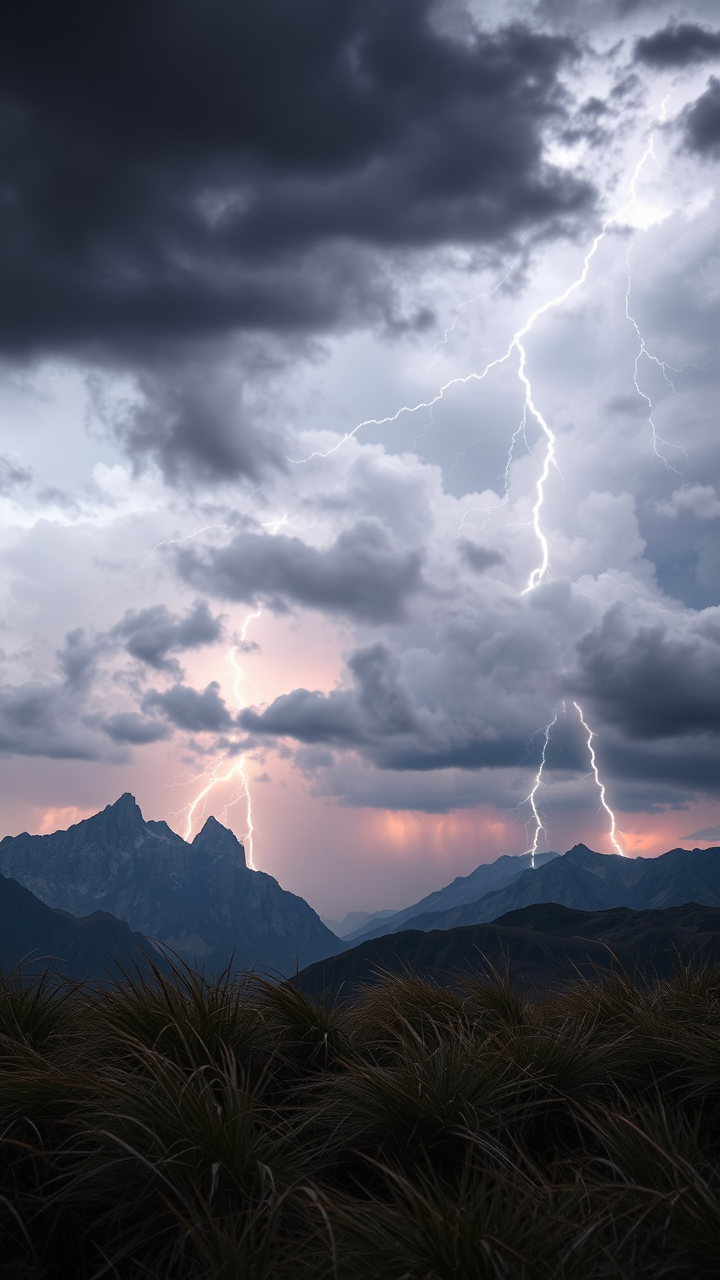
[1,960,719,1277]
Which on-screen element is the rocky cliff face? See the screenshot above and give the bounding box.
[0,795,342,975]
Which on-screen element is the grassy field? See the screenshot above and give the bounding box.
[1,959,719,1279]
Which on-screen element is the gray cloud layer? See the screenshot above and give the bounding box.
[683,77,720,156]
[0,601,229,760]
[572,604,720,740]
[2,0,720,854]
[0,0,591,359]
[143,682,234,733]
[111,599,224,673]
[634,23,720,67]
[178,520,425,622]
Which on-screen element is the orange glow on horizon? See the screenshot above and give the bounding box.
[38,805,95,835]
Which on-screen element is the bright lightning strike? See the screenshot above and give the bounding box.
[261,513,290,535]
[181,758,254,861]
[573,701,625,857]
[179,609,263,869]
[522,714,557,868]
[292,98,678,593]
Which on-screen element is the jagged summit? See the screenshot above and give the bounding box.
[191,814,247,868]
[113,791,138,808]
[0,796,337,975]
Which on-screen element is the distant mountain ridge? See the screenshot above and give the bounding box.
[345,850,559,943]
[396,843,720,932]
[0,794,340,976]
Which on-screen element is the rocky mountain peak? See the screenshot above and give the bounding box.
[90,792,148,841]
[565,844,604,860]
[191,815,247,868]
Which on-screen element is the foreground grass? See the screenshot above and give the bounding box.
[1,962,719,1278]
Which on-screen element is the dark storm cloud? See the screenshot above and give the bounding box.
[238,593,720,791]
[110,364,286,484]
[53,601,224,693]
[178,520,424,622]
[103,712,171,746]
[0,0,591,358]
[242,643,419,746]
[143,681,234,733]
[683,77,720,156]
[112,599,224,672]
[241,642,417,746]
[573,604,720,739]
[240,639,535,771]
[0,682,108,760]
[634,23,720,67]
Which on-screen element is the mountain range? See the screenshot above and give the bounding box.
[0,794,340,977]
[344,849,559,943]
[3,797,720,986]
[381,843,720,933]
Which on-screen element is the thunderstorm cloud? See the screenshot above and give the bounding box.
[2,0,720,905]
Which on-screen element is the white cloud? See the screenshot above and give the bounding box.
[656,484,720,520]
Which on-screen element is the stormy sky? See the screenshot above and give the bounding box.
[2,0,720,916]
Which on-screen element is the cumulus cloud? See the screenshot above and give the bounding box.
[112,599,224,672]
[143,681,234,733]
[0,0,591,359]
[656,484,720,520]
[178,520,425,622]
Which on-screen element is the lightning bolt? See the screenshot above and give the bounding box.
[176,609,263,868]
[180,757,253,855]
[624,244,687,478]
[517,702,624,861]
[261,513,290,535]
[291,97,679,593]
[573,701,625,857]
[521,713,557,868]
[422,255,521,369]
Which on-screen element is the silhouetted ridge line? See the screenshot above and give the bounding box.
[0,795,339,976]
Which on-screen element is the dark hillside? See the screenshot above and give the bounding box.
[296,901,720,998]
[0,870,162,982]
